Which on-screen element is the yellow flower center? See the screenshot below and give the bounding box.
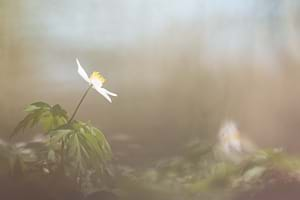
[90,71,106,84]
[231,132,240,140]
[224,131,240,143]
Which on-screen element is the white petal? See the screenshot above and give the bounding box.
[101,88,117,96]
[94,86,112,103]
[90,77,103,88]
[76,58,90,83]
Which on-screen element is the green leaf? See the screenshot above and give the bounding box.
[49,129,72,145]
[51,104,68,119]
[11,113,36,138]
[31,102,50,108]
[40,113,54,131]
[59,121,112,176]
[24,105,40,113]
[11,102,69,138]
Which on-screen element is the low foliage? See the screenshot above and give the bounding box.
[49,120,112,176]
[12,102,68,137]
[113,146,300,200]
[10,101,112,191]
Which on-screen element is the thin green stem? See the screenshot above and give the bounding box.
[68,85,93,124]
[59,84,92,176]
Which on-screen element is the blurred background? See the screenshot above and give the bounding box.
[1,0,300,166]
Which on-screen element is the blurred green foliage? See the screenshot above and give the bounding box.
[9,101,112,192]
[11,102,68,137]
[49,120,112,178]
[112,145,300,200]
[4,102,300,199]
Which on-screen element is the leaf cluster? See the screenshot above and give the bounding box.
[49,120,112,175]
[11,101,112,181]
[12,102,68,137]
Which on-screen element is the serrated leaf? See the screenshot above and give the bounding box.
[51,104,68,119]
[49,129,72,144]
[11,102,69,137]
[24,105,40,113]
[31,102,50,108]
[59,121,112,175]
[40,114,54,131]
[29,111,43,128]
[11,113,35,138]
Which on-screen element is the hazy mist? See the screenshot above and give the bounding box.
[1,0,300,165]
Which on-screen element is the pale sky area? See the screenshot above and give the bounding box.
[9,0,300,62]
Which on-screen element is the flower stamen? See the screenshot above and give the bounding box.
[90,71,106,84]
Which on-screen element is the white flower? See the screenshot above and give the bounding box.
[217,120,257,163]
[217,120,243,163]
[76,58,117,103]
[218,121,242,154]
